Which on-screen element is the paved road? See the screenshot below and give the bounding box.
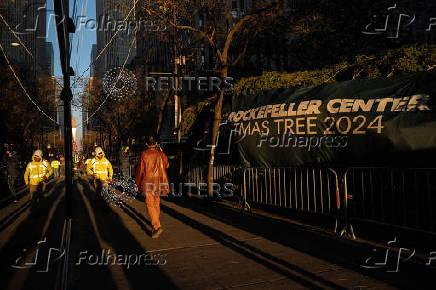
[0,177,434,289]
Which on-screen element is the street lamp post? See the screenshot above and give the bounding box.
[54,0,75,219]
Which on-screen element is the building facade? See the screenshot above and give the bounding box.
[0,0,47,77]
[95,0,136,77]
[44,41,54,76]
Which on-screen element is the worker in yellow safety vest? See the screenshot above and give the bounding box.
[82,156,90,176]
[51,158,61,178]
[24,150,53,211]
[86,147,113,205]
[85,157,91,168]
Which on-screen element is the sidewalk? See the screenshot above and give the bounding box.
[69,178,434,289]
[1,177,434,290]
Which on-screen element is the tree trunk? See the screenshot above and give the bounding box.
[207,67,228,197]
[156,91,171,136]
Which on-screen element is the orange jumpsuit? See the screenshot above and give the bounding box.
[135,146,169,230]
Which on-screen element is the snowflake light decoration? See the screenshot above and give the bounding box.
[103,67,137,102]
[102,175,138,208]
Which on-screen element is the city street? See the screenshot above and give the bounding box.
[1,1,436,289]
[1,177,434,290]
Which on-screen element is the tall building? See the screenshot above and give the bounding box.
[45,41,54,75]
[55,81,64,134]
[90,44,98,77]
[0,0,47,77]
[1,0,60,149]
[83,44,98,144]
[87,1,136,151]
[95,0,136,77]
[81,76,98,147]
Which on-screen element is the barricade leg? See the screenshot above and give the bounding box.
[239,168,251,213]
[338,169,356,239]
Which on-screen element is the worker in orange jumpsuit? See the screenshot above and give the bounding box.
[135,135,169,238]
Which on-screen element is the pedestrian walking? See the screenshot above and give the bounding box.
[60,155,65,177]
[86,147,113,208]
[51,157,60,178]
[4,150,21,202]
[24,150,53,211]
[79,156,86,176]
[135,135,169,238]
[119,146,131,179]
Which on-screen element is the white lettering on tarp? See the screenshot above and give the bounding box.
[228,95,431,123]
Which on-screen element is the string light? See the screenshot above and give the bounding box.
[75,27,137,130]
[0,12,33,57]
[0,12,64,89]
[0,42,58,125]
[93,0,139,62]
[71,0,139,88]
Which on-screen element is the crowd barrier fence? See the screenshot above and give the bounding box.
[183,165,436,238]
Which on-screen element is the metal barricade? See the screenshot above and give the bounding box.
[184,165,206,185]
[184,165,242,198]
[185,165,240,185]
[184,165,436,238]
[344,167,436,234]
[242,167,340,217]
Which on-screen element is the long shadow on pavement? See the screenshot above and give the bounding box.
[160,200,344,289]
[0,179,66,290]
[72,178,176,290]
[165,197,435,289]
[117,199,152,236]
[0,186,29,210]
[0,200,31,232]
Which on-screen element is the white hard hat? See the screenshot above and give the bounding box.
[33,150,43,158]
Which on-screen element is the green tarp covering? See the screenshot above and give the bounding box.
[227,71,436,167]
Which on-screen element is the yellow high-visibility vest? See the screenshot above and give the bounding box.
[86,157,113,181]
[24,160,53,185]
[51,160,60,168]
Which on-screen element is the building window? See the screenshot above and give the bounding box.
[199,15,203,27]
[200,47,205,64]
